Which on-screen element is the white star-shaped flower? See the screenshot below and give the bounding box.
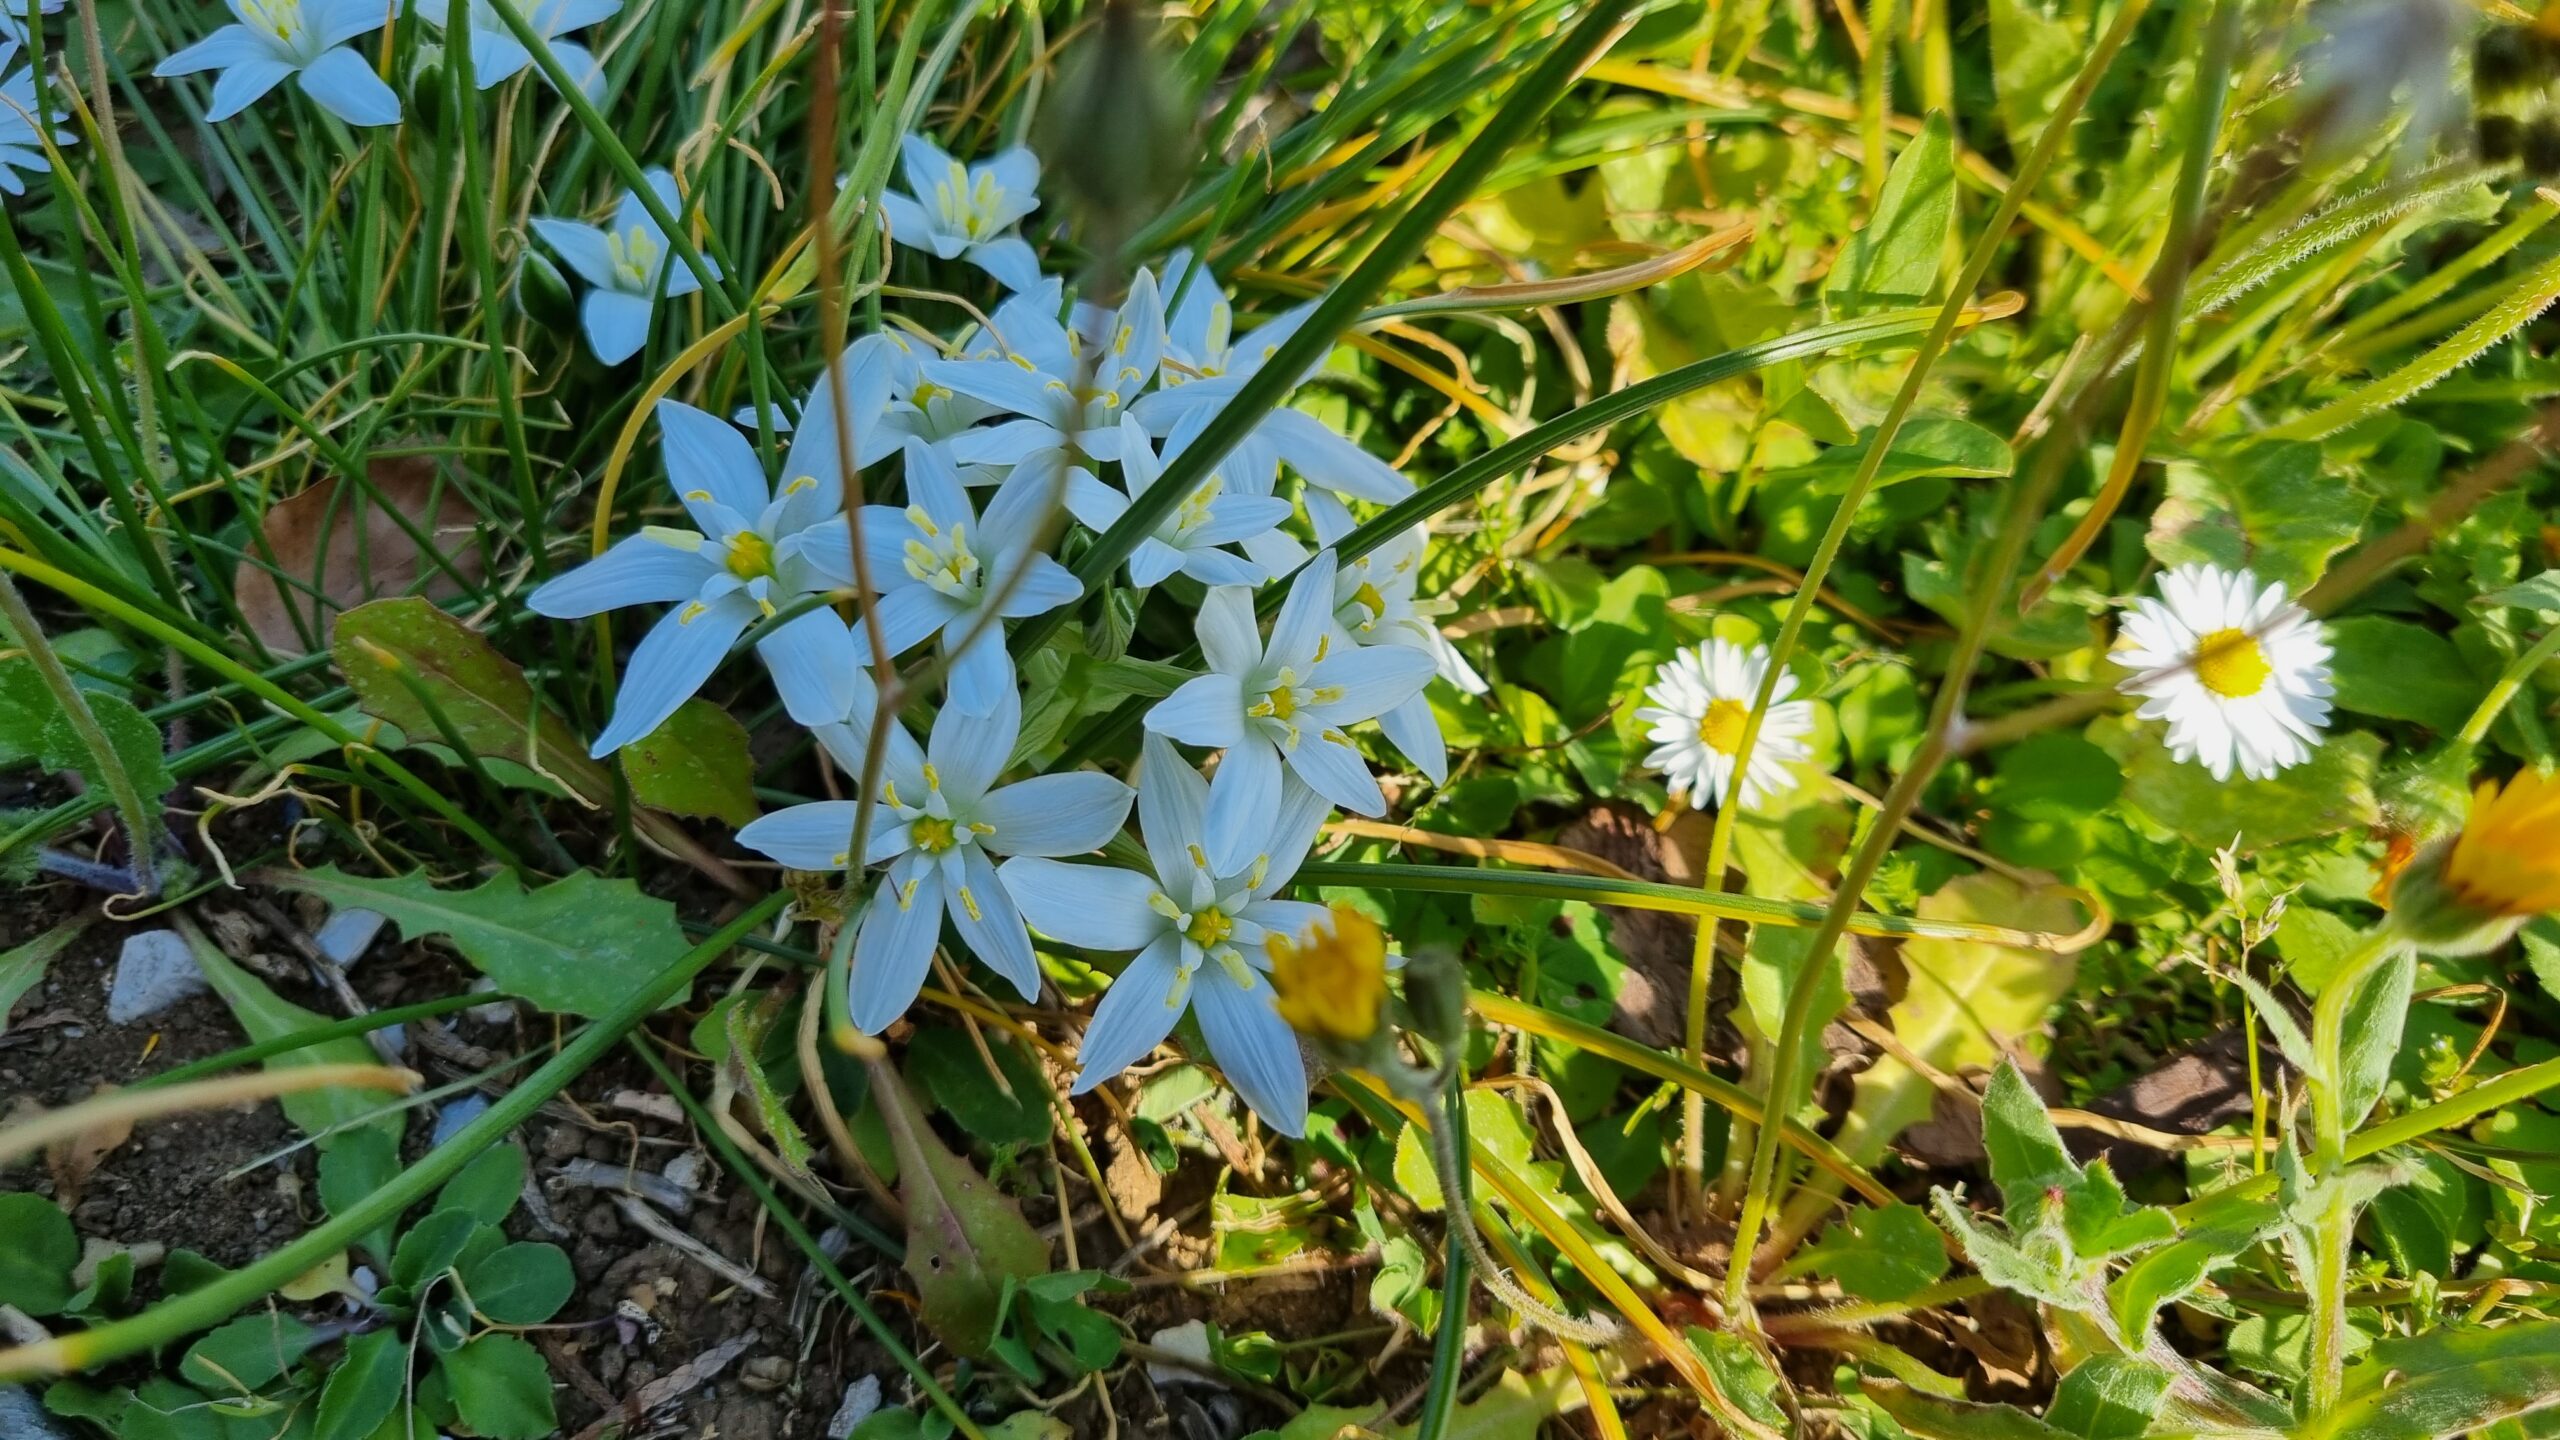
[530,168,721,364]
[878,133,1042,293]
[1145,551,1435,876]
[739,682,1133,1033]
[1001,736,1334,1136]
[422,0,620,99]
[527,399,858,756]
[1065,414,1291,589]
[154,0,401,127]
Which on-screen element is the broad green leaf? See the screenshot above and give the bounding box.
[1394,1090,1538,1211]
[1732,767,1855,1054]
[180,922,404,1152]
[434,1144,525,1227]
[2145,442,2372,594]
[2337,946,2418,1131]
[2044,1356,2170,1440]
[179,1313,319,1395]
[1980,1061,2079,1217]
[2107,1214,2269,1342]
[390,1210,482,1290]
[0,1192,78,1316]
[1248,1368,1575,1440]
[618,698,757,827]
[2106,720,2382,852]
[332,597,614,801]
[727,991,816,1177]
[1864,1379,2074,1440]
[1988,0,2087,144]
[441,1333,557,1440]
[2296,1321,2560,1439]
[2326,617,2481,734]
[1790,1201,1950,1301]
[870,1054,1049,1357]
[2482,569,2560,613]
[461,1242,574,1325]
[1687,1329,1788,1430]
[907,1026,1055,1148]
[316,1329,407,1440]
[1830,874,2084,1168]
[1765,416,2014,493]
[317,1128,403,1268]
[263,866,690,1020]
[0,655,175,812]
[0,913,89,1033]
[1826,113,1956,310]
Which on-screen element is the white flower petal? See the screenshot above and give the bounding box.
[1067,933,1188,1093]
[589,594,752,756]
[1203,737,1284,877]
[979,771,1134,858]
[847,855,945,1032]
[1146,672,1246,749]
[736,801,863,870]
[525,533,714,618]
[1000,858,1168,951]
[947,846,1039,1000]
[1192,962,1308,1136]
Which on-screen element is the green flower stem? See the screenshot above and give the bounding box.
[1690,0,2156,1219]
[2304,927,2404,1416]
[0,891,784,1383]
[1409,1061,1473,1440]
[0,563,158,894]
[2460,623,2560,753]
[1010,0,1641,659]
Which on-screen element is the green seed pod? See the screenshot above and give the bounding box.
[408,49,450,138]
[1398,949,1469,1053]
[1033,0,1189,264]
[516,249,578,334]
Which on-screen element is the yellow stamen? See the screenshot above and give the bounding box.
[1184,907,1234,947]
[911,815,959,854]
[723,530,775,581]
[2193,628,2272,699]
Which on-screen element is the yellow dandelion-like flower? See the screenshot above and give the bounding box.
[2442,770,2560,918]
[1266,904,1388,1045]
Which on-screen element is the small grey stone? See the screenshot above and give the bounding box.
[431,1095,491,1147]
[107,931,207,1025]
[314,908,389,968]
[0,1384,74,1438]
[826,1376,882,1439]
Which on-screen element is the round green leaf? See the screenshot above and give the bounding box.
[461,1242,574,1325]
[0,1193,79,1317]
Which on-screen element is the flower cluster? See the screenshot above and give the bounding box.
[504,133,1492,1137]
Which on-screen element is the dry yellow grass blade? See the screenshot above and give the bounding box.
[0,1065,420,1169]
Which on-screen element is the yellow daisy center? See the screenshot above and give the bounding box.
[2193,628,2271,699]
[724,531,775,581]
[1698,698,1750,755]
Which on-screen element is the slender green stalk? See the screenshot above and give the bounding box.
[0,564,158,894]
[2461,624,2560,754]
[2267,243,2560,442]
[1411,1060,1474,1440]
[132,994,483,1090]
[0,893,784,1382]
[1690,0,2153,1213]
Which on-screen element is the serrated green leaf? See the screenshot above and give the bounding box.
[1863,1378,2075,1440]
[1793,1202,1951,1301]
[2293,1321,2560,1439]
[618,698,758,827]
[316,1329,406,1440]
[2482,569,2560,614]
[2107,1215,2267,1342]
[440,1333,556,1440]
[1980,1061,2079,1218]
[2145,442,2372,594]
[261,866,691,1020]
[390,1210,481,1291]
[2337,946,2418,1131]
[332,597,612,800]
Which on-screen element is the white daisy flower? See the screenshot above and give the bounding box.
[739,683,1133,1033]
[878,133,1043,293]
[1144,550,1436,876]
[1634,638,1814,810]
[530,168,720,365]
[2114,563,2332,781]
[525,399,856,756]
[1000,735,1335,1136]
